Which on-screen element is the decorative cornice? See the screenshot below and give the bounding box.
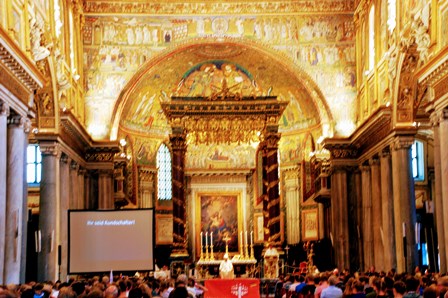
[0,26,45,92]
[324,106,392,159]
[83,0,355,15]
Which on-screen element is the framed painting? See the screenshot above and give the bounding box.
[156,214,173,244]
[195,192,242,258]
[302,208,319,241]
[254,213,264,243]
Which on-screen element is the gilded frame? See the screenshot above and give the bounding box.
[302,208,319,241]
[195,192,243,258]
[156,214,173,244]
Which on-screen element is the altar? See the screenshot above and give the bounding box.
[204,278,260,298]
[196,259,257,279]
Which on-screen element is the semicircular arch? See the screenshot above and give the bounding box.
[110,38,334,140]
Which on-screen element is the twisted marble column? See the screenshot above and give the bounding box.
[170,132,188,257]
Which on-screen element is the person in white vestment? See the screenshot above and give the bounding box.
[219,253,234,279]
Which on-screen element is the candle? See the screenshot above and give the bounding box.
[402,223,406,237]
[200,232,203,247]
[240,231,243,248]
[250,231,253,246]
[210,232,213,245]
[206,232,208,246]
[245,231,248,247]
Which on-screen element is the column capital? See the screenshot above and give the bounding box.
[60,153,70,164]
[380,147,391,158]
[0,102,10,117]
[359,164,370,172]
[392,136,414,151]
[430,108,448,126]
[169,133,187,151]
[369,157,380,167]
[70,160,79,171]
[264,132,281,149]
[40,143,62,158]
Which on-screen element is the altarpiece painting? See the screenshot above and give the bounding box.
[195,193,242,258]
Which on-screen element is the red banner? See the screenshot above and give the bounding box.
[204,279,260,298]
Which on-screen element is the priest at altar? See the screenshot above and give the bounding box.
[219,253,234,279]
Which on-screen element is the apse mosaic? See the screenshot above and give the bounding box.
[83,12,356,140]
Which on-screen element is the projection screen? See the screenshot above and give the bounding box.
[68,209,154,273]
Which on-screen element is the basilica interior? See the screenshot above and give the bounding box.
[1,0,448,285]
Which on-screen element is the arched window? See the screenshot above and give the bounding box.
[411,140,424,182]
[368,5,375,70]
[27,144,41,185]
[156,144,172,200]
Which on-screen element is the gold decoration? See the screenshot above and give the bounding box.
[162,95,288,145]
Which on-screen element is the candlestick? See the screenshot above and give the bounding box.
[245,230,249,259]
[200,232,204,261]
[240,231,243,255]
[205,231,209,260]
[210,231,215,260]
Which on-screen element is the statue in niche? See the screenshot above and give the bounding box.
[29,13,50,61]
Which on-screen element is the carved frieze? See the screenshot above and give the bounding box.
[85,150,117,162]
[83,0,355,15]
[330,147,359,159]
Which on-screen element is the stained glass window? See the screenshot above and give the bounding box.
[157,144,172,200]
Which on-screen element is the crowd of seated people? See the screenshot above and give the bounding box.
[0,272,207,298]
[274,267,448,298]
[1,267,448,298]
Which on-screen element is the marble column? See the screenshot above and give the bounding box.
[438,109,448,272]
[38,143,61,282]
[370,157,384,271]
[4,115,27,284]
[284,167,300,244]
[380,148,397,272]
[170,131,188,257]
[78,168,86,209]
[330,167,350,270]
[0,102,9,284]
[354,170,364,271]
[98,169,114,209]
[59,155,70,281]
[20,119,31,283]
[391,136,417,273]
[431,113,446,273]
[69,161,80,209]
[360,164,373,270]
[263,130,282,247]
